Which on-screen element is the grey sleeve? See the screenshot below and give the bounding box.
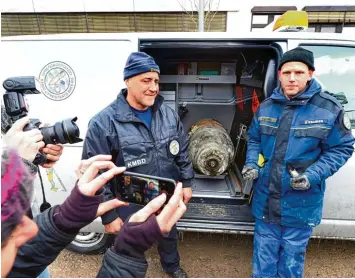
[8,207,77,278]
[96,248,148,278]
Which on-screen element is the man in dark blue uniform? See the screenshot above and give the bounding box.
[243,47,355,278]
[82,52,194,278]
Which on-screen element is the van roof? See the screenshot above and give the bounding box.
[2,31,354,43]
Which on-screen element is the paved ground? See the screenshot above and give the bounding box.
[49,232,355,278]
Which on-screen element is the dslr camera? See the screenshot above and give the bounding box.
[2,76,83,165]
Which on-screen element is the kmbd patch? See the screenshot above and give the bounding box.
[126,158,148,168]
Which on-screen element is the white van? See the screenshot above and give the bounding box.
[2,30,355,254]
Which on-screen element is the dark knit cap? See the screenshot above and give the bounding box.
[123,52,160,81]
[1,148,35,246]
[279,47,315,71]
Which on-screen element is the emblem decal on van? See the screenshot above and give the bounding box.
[39,61,76,101]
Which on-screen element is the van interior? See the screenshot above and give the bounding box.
[141,40,281,231]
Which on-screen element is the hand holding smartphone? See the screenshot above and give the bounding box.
[115,171,176,206]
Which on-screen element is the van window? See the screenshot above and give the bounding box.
[302,45,355,128]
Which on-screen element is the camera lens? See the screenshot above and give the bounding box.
[41,117,83,145]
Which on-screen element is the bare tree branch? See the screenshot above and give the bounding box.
[205,0,220,31]
[178,0,220,32]
[204,0,209,10]
[193,0,199,13]
[177,0,198,31]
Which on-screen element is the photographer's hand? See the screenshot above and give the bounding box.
[53,155,129,234]
[41,144,64,168]
[3,117,45,162]
[77,156,129,216]
[75,154,113,180]
[37,123,64,168]
[76,154,126,234]
[129,182,185,233]
[113,183,186,259]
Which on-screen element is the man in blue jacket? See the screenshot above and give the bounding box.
[82,52,194,278]
[242,47,355,278]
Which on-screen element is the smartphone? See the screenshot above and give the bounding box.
[116,171,176,206]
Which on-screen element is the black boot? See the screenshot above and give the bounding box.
[166,267,188,278]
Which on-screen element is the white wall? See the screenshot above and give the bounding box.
[1,0,239,13]
[343,26,355,35]
[238,0,355,10]
[3,0,353,13]
[1,0,34,13]
[226,8,253,33]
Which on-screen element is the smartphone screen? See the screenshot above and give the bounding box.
[117,173,176,206]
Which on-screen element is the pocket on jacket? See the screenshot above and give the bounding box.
[286,159,318,175]
[121,143,150,169]
[283,191,323,209]
[260,124,277,136]
[293,127,329,140]
[260,125,277,156]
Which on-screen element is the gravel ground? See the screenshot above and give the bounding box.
[49,233,355,278]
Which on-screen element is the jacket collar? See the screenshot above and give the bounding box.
[115,89,164,121]
[270,79,322,105]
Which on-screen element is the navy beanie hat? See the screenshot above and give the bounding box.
[279,47,315,71]
[123,52,160,80]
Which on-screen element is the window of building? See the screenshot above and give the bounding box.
[305,26,316,32]
[307,23,343,33]
[252,15,269,25]
[38,13,88,34]
[320,25,336,33]
[250,6,297,31]
[303,6,355,33]
[1,12,227,36]
[1,14,39,36]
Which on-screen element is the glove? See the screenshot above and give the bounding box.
[53,156,128,234]
[290,174,310,191]
[242,165,259,181]
[53,184,103,234]
[113,214,164,259]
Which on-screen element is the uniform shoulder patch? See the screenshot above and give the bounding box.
[343,113,352,130]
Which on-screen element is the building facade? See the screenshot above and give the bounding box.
[1,0,354,36]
